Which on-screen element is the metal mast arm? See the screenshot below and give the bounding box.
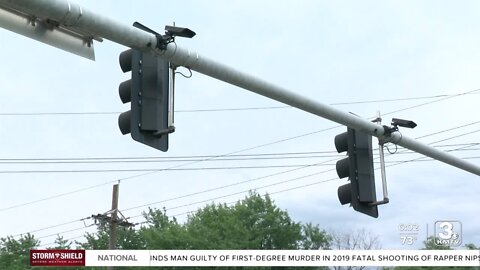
[160,44,480,176]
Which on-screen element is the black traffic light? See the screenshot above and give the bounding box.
[335,127,378,218]
[118,49,172,151]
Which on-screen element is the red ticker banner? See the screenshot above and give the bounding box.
[30,249,85,267]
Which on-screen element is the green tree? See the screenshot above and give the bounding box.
[184,192,314,250]
[84,192,330,270]
[48,235,72,250]
[140,207,190,249]
[127,192,331,253]
[300,223,331,250]
[0,234,38,269]
[0,234,88,270]
[330,229,381,270]
[421,236,451,250]
[78,224,146,250]
[1,192,331,270]
[464,243,479,250]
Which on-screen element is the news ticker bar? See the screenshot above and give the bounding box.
[30,249,480,267]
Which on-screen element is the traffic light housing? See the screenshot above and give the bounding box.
[118,49,171,151]
[335,127,378,218]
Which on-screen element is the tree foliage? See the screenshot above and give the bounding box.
[0,234,38,269]
[76,192,330,253]
[3,192,477,270]
[0,192,330,269]
[330,229,381,270]
[183,192,313,250]
[421,236,451,250]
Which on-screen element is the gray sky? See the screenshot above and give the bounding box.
[0,0,479,250]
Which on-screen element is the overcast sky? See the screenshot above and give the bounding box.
[0,0,479,250]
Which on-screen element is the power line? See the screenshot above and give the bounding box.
[24,143,480,244]
[6,160,336,236]
[5,158,338,240]
[1,97,477,216]
[375,120,480,157]
[11,219,83,238]
[0,143,477,164]
[164,178,338,220]
[1,125,477,174]
[118,149,480,228]
[0,182,112,212]
[385,143,480,169]
[0,125,339,213]
[330,92,479,106]
[31,143,480,247]
[1,90,478,116]
[380,88,480,117]
[121,160,338,213]
[1,142,477,174]
[36,224,95,241]
[386,156,480,162]
[425,129,480,146]
[2,90,476,172]
[36,151,479,248]
[11,167,337,243]
[34,175,339,248]
[7,140,478,238]
[385,128,480,157]
[37,235,86,248]
[117,126,343,184]
[415,121,480,140]
[12,140,479,241]
[121,128,480,219]
[13,146,479,244]
[1,119,476,215]
[2,89,475,173]
[0,163,336,174]
[122,150,480,219]
[121,145,480,214]
[172,90,480,111]
[127,174,339,221]
[0,150,338,164]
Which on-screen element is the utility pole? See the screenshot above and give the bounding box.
[90,183,133,269]
[107,183,119,270]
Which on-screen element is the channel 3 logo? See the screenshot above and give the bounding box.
[434,221,462,247]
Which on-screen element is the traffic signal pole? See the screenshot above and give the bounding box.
[1,0,479,176]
